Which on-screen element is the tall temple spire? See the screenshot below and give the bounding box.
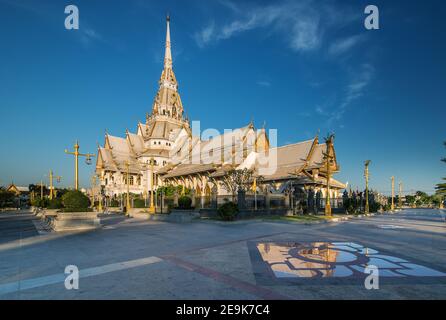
[149,15,185,121]
[164,14,172,69]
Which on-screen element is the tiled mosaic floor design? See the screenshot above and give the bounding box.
[251,242,446,281]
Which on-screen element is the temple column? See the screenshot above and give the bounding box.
[265,185,271,212]
[211,185,218,209]
[284,190,290,207]
[190,189,195,208]
[174,189,179,207]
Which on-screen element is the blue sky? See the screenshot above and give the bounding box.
[0,0,445,194]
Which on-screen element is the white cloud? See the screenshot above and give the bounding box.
[194,21,215,48]
[193,0,350,52]
[80,27,104,46]
[257,80,271,87]
[328,34,365,56]
[327,63,375,124]
[290,16,321,51]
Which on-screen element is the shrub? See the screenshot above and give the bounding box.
[343,198,359,214]
[218,202,239,221]
[31,198,48,208]
[178,196,192,209]
[110,199,120,207]
[133,198,146,208]
[0,191,15,208]
[62,190,90,212]
[369,202,380,213]
[47,198,63,209]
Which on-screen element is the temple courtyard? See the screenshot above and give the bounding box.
[0,209,445,300]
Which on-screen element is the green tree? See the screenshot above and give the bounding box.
[221,169,262,200]
[0,190,15,208]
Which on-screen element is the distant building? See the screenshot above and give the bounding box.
[6,183,29,196]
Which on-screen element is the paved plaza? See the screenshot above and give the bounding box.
[0,209,445,300]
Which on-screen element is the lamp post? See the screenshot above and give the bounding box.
[252,177,257,211]
[90,175,97,208]
[391,176,395,211]
[399,181,403,209]
[124,161,131,215]
[323,134,335,217]
[98,170,105,213]
[65,141,95,190]
[149,157,156,214]
[48,170,62,200]
[364,160,371,214]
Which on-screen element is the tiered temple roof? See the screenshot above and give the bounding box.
[95,16,346,193]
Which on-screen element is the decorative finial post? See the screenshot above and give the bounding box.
[65,141,95,190]
[364,160,371,214]
[391,176,395,211]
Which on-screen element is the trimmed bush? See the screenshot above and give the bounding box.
[110,199,120,207]
[178,196,192,209]
[133,198,146,208]
[62,190,90,212]
[47,198,63,209]
[0,191,15,208]
[31,198,48,208]
[218,202,239,221]
[369,202,380,213]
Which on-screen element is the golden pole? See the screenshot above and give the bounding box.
[391,176,395,211]
[65,141,95,191]
[125,161,131,214]
[98,171,104,213]
[48,170,61,200]
[399,181,403,209]
[149,157,155,214]
[49,170,54,200]
[323,135,334,217]
[325,160,331,216]
[364,160,371,214]
[75,143,79,190]
[90,175,96,208]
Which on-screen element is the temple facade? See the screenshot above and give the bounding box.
[95,17,346,204]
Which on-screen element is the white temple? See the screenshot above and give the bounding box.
[95,16,346,202]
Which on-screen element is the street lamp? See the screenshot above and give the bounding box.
[364,160,371,214]
[149,158,156,213]
[399,181,403,209]
[48,170,62,200]
[123,160,131,216]
[323,134,335,217]
[65,141,95,190]
[90,175,98,208]
[391,176,395,211]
